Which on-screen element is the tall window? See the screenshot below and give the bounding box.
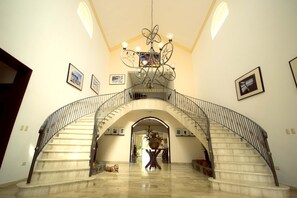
[77,1,93,38]
[211,2,229,40]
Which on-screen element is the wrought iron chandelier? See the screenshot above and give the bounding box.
[120,0,176,88]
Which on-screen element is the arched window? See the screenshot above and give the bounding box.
[211,2,229,40]
[77,1,93,38]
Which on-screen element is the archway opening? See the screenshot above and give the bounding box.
[130,116,171,165]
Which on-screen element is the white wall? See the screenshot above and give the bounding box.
[96,110,204,163]
[192,0,297,187]
[0,0,110,184]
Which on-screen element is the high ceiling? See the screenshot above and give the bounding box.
[90,0,215,52]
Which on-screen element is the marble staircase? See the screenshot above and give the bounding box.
[208,122,289,198]
[16,114,96,197]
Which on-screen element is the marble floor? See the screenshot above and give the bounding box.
[1,159,297,198]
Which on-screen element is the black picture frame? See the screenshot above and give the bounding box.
[66,63,84,90]
[235,67,265,101]
[109,74,125,85]
[90,74,100,95]
[289,56,297,88]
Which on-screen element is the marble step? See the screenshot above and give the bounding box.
[211,137,241,143]
[215,161,270,173]
[46,143,90,151]
[55,132,92,139]
[211,132,238,138]
[209,178,289,198]
[17,177,95,197]
[64,125,94,129]
[41,150,90,159]
[51,137,92,144]
[36,158,90,169]
[213,147,256,155]
[215,169,274,184]
[212,142,250,149]
[214,154,263,163]
[30,168,90,184]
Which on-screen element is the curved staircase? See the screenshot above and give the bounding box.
[16,114,95,197]
[16,87,290,197]
[208,122,289,198]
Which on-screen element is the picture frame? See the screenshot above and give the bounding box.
[289,56,297,88]
[119,128,125,136]
[235,67,265,101]
[176,128,182,136]
[112,128,119,135]
[182,128,190,136]
[104,128,111,135]
[109,74,125,85]
[90,74,100,95]
[139,52,160,67]
[66,63,84,90]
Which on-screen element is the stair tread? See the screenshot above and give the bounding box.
[209,178,286,189]
[52,137,92,140]
[214,153,260,157]
[17,177,95,188]
[34,167,89,173]
[43,150,90,153]
[37,158,90,162]
[213,147,253,150]
[215,161,265,165]
[215,169,272,176]
[48,142,91,146]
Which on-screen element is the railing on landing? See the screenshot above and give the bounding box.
[187,96,279,186]
[89,85,213,177]
[26,93,116,184]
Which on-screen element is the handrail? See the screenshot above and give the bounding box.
[26,93,116,184]
[187,96,279,186]
[89,85,213,177]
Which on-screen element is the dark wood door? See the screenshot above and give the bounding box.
[0,48,32,168]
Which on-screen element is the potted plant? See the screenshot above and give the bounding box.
[145,130,163,149]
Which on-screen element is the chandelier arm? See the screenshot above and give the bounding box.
[160,42,173,65]
[120,49,141,69]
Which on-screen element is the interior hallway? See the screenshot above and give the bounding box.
[1,158,297,198]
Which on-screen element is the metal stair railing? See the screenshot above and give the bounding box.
[187,96,279,186]
[26,93,116,184]
[89,85,214,177]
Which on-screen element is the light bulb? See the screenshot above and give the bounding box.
[167,33,173,41]
[158,42,164,50]
[122,41,128,49]
[135,46,141,52]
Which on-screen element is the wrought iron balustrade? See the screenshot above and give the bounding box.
[26,93,116,184]
[187,96,279,186]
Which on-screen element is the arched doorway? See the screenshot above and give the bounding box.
[129,116,171,164]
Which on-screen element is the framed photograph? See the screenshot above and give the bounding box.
[176,128,182,136]
[183,128,190,136]
[235,67,265,101]
[90,74,100,95]
[104,128,112,135]
[66,63,84,90]
[119,128,125,136]
[109,74,125,85]
[289,56,297,88]
[112,128,119,135]
[139,52,160,67]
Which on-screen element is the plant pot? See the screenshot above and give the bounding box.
[149,138,161,149]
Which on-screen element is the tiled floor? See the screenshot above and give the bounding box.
[1,159,297,198]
